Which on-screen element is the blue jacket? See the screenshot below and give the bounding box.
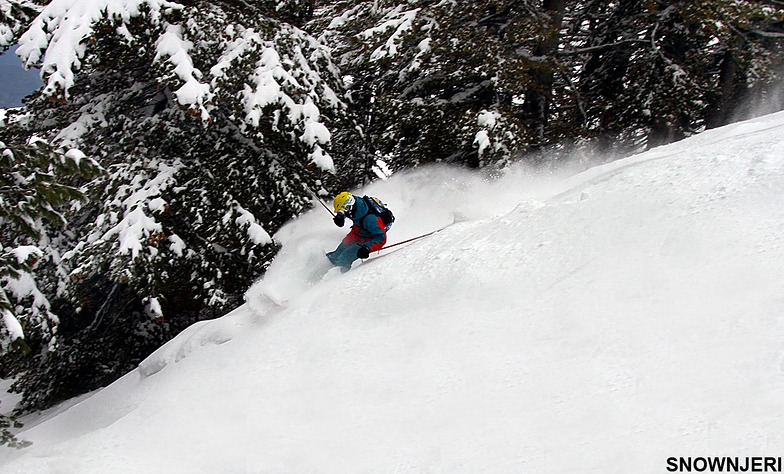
[349,196,386,249]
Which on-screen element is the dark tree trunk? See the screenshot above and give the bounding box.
[521,0,566,146]
[706,49,741,129]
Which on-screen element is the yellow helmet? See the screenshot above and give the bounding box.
[333,192,356,214]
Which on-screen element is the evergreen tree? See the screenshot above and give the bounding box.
[566,0,784,153]
[0,138,97,449]
[697,0,784,127]
[319,0,784,162]
[0,139,100,354]
[316,0,555,170]
[1,0,353,412]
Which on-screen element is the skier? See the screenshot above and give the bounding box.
[326,192,390,272]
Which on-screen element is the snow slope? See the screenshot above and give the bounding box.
[2,112,784,473]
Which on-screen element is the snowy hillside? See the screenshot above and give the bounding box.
[2,112,784,473]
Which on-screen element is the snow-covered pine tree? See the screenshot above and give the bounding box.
[319,0,784,166]
[0,138,100,354]
[0,137,99,447]
[1,0,353,412]
[564,0,784,153]
[692,1,784,128]
[315,0,555,171]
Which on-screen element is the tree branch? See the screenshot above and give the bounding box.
[559,38,645,56]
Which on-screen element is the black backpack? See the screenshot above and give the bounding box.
[363,196,395,230]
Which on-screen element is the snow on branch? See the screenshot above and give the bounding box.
[2,307,25,341]
[0,0,41,47]
[16,0,184,98]
[232,203,272,246]
[358,6,420,61]
[14,0,343,172]
[154,23,211,119]
[213,25,340,171]
[474,110,500,157]
[97,160,181,259]
[10,245,42,264]
[102,206,162,258]
[1,251,55,350]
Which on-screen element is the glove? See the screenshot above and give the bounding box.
[333,212,345,227]
[356,246,370,259]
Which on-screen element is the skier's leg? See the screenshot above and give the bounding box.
[327,235,360,271]
[331,245,358,271]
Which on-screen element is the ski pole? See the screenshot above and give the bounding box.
[382,223,452,250]
[316,197,335,217]
[309,189,335,217]
[383,232,435,250]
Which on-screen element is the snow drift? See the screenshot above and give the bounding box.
[2,112,784,473]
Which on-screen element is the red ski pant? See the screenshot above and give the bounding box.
[342,226,386,252]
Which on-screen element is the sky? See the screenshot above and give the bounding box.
[1,111,784,473]
[0,45,42,108]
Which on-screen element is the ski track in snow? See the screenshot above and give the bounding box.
[2,112,784,473]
